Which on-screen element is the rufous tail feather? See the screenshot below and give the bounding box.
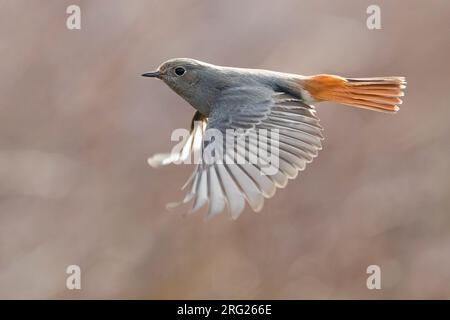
[301,74,406,113]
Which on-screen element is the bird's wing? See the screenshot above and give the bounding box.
[152,86,324,219]
[147,111,207,168]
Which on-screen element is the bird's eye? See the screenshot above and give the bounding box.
[174,67,186,76]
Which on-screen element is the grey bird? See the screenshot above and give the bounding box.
[142,58,406,219]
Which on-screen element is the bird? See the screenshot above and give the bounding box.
[142,58,406,219]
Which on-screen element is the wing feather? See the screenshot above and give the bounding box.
[150,87,323,218]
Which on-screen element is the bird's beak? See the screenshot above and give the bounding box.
[141,71,160,78]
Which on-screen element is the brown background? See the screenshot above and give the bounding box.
[0,0,449,299]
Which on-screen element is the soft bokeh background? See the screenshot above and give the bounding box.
[0,0,449,299]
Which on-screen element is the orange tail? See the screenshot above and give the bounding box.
[302,74,406,113]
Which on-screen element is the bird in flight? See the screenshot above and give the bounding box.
[142,58,406,219]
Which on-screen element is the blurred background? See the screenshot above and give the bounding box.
[0,0,449,299]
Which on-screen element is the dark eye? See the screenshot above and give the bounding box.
[174,67,186,76]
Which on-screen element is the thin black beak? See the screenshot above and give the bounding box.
[141,71,160,78]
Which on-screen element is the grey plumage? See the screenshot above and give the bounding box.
[143,58,405,218]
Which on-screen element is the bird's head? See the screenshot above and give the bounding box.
[142,58,226,113]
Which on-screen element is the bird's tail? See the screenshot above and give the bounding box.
[300,74,406,113]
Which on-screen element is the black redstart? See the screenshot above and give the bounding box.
[142,58,406,219]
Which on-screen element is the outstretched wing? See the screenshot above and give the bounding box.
[151,86,324,219]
